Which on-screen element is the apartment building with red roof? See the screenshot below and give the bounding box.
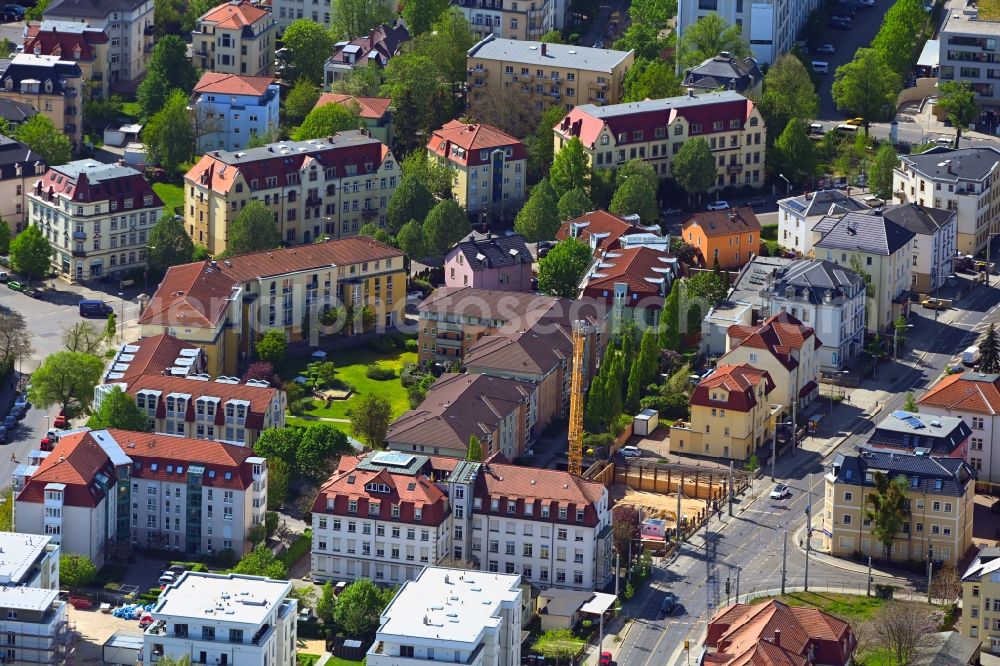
[386,373,536,461]
[580,246,678,328]
[721,312,821,423]
[314,93,393,145]
[310,451,613,590]
[554,90,766,192]
[427,120,527,216]
[672,363,777,462]
[192,0,276,77]
[101,334,206,384]
[919,371,1000,483]
[556,209,663,255]
[706,600,856,666]
[192,72,279,153]
[23,21,110,98]
[183,131,398,254]
[14,428,267,565]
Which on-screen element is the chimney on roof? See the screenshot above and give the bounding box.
[687,88,696,98]
[541,42,547,56]
[947,161,954,174]
[774,630,781,647]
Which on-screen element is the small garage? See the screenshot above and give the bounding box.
[103,632,143,665]
[103,123,142,147]
[633,408,659,436]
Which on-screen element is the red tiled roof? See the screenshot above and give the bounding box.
[918,372,1000,415]
[200,0,269,29]
[123,375,280,430]
[311,453,449,526]
[328,23,409,69]
[15,431,115,507]
[184,132,391,196]
[104,333,203,384]
[689,363,774,412]
[427,120,527,167]
[556,210,649,254]
[314,93,392,120]
[726,313,819,371]
[683,207,762,238]
[217,236,403,282]
[24,22,107,62]
[138,262,238,329]
[194,72,274,96]
[582,246,673,305]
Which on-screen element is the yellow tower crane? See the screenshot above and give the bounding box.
[567,320,588,476]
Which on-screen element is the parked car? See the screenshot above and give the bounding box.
[6,280,23,292]
[163,565,186,578]
[660,207,683,216]
[600,652,614,666]
[834,123,859,133]
[618,445,642,458]
[808,123,825,135]
[52,410,67,429]
[844,117,865,126]
[660,592,679,615]
[158,573,177,585]
[815,44,835,54]
[936,136,955,147]
[706,200,730,211]
[0,271,9,282]
[770,483,790,499]
[862,195,885,208]
[79,299,113,317]
[745,197,767,208]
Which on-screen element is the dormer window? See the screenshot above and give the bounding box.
[365,482,390,493]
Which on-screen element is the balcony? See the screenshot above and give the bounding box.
[468,67,488,76]
[72,231,86,240]
[726,163,742,173]
[72,249,86,258]
[589,80,608,90]
[362,208,378,218]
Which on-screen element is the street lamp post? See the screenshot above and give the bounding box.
[893,323,915,360]
[118,291,125,342]
[771,419,793,481]
[778,173,791,196]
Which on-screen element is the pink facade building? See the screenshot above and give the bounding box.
[444,234,533,291]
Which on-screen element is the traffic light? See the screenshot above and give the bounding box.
[725,578,731,595]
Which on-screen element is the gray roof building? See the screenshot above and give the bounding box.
[868,409,972,456]
[683,52,762,94]
[900,146,1000,183]
[779,188,868,219]
[814,210,916,256]
[467,34,633,72]
[728,255,794,307]
[830,448,975,497]
[880,202,956,236]
[909,632,981,666]
[0,99,36,126]
[44,0,149,18]
[448,234,532,270]
[768,259,865,306]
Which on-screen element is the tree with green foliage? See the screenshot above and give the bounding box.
[532,629,584,666]
[980,324,1000,373]
[333,61,386,97]
[902,392,919,413]
[869,143,899,201]
[755,54,820,138]
[28,351,103,414]
[771,119,816,185]
[540,29,564,43]
[232,543,288,579]
[403,0,451,35]
[526,105,568,184]
[467,435,482,461]
[25,0,50,21]
[351,392,393,449]
[659,279,681,350]
[678,12,750,69]
[105,311,118,340]
[256,329,288,366]
[147,214,196,275]
[415,9,477,96]
[254,428,301,465]
[9,225,51,284]
[380,54,450,154]
[226,201,280,256]
[625,328,658,413]
[614,22,667,61]
[60,553,97,588]
[401,150,455,200]
[331,0,396,40]
[864,471,910,559]
[357,222,395,247]
[685,271,728,306]
[629,0,675,29]
[623,58,681,103]
[137,35,197,118]
[62,321,107,356]
[284,79,321,127]
[538,237,592,298]
[281,20,336,85]
[144,90,194,174]
[832,48,902,131]
[87,386,151,431]
[316,581,336,624]
[396,219,428,259]
[298,424,351,482]
[515,178,560,241]
[610,174,658,225]
[388,176,435,233]
[293,101,361,140]
[617,158,658,193]
[937,81,977,147]
[246,127,283,149]
[334,579,396,640]
[423,199,470,256]
[872,0,928,77]
[0,218,10,256]
[14,115,72,166]
[558,187,593,220]
[549,137,590,198]
[671,138,716,201]
[267,457,289,509]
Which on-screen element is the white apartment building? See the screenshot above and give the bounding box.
[918,372,1000,483]
[0,587,71,664]
[144,572,297,666]
[312,453,614,591]
[777,189,868,257]
[894,147,1000,256]
[0,533,60,590]
[939,0,1000,123]
[272,0,331,31]
[881,203,958,294]
[368,567,522,666]
[28,160,163,281]
[676,0,823,65]
[14,428,267,565]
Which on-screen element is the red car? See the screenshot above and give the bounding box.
[52,410,67,429]
[600,652,613,666]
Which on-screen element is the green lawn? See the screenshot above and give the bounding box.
[296,654,320,666]
[761,223,778,242]
[286,347,417,428]
[122,101,141,119]
[153,182,184,215]
[751,591,888,622]
[856,647,893,666]
[324,657,365,666]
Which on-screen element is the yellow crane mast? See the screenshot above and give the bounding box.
[568,320,587,476]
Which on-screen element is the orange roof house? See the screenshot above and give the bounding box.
[580,246,678,326]
[313,93,394,144]
[194,72,275,96]
[682,208,762,269]
[556,210,662,255]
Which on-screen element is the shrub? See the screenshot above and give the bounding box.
[583,432,614,448]
[289,397,313,416]
[365,363,397,380]
[410,278,432,295]
[368,336,396,353]
[168,560,207,573]
[279,529,313,568]
[405,338,418,352]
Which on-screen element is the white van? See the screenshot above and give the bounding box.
[811,61,829,74]
[963,345,982,366]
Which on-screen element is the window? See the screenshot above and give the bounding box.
[842,514,852,525]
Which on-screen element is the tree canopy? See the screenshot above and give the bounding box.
[144,89,194,174]
[396,219,428,259]
[28,351,103,414]
[623,58,681,103]
[9,224,52,284]
[60,553,97,588]
[423,199,470,256]
[226,201,280,256]
[869,142,899,200]
[333,579,396,640]
[832,48,902,129]
[515,179,560,242]
[864,471,910,559]
[538,238,592,298]
[281,20,336,85]
[293,102,362,141]
[937,81,977,145]
[671,138,716,198]
[771,119,816,186]
[402,0,450,35]
[557,187,593,221]
[526,105,568,185]
[331,0,396,40]
[137,35,197,118]
[351,392,393,449]
[87,386,151,431]
[549,137,590,198]
[256,329,288,366]
[147,214,196,275]
[610,173,658,225]
[755,54,819,138]
[14,115,72,166]
[678,12,750,69]
[231,543,288,579]
[387,177,435,233]
[284,79,322,128]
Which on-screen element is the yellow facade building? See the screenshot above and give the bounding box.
[670,363,776,462]
[0,54,83,151]
[823,449,975,565]
[554,90,766,191]
[193,0,276,77]
[961,547,1000,648]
